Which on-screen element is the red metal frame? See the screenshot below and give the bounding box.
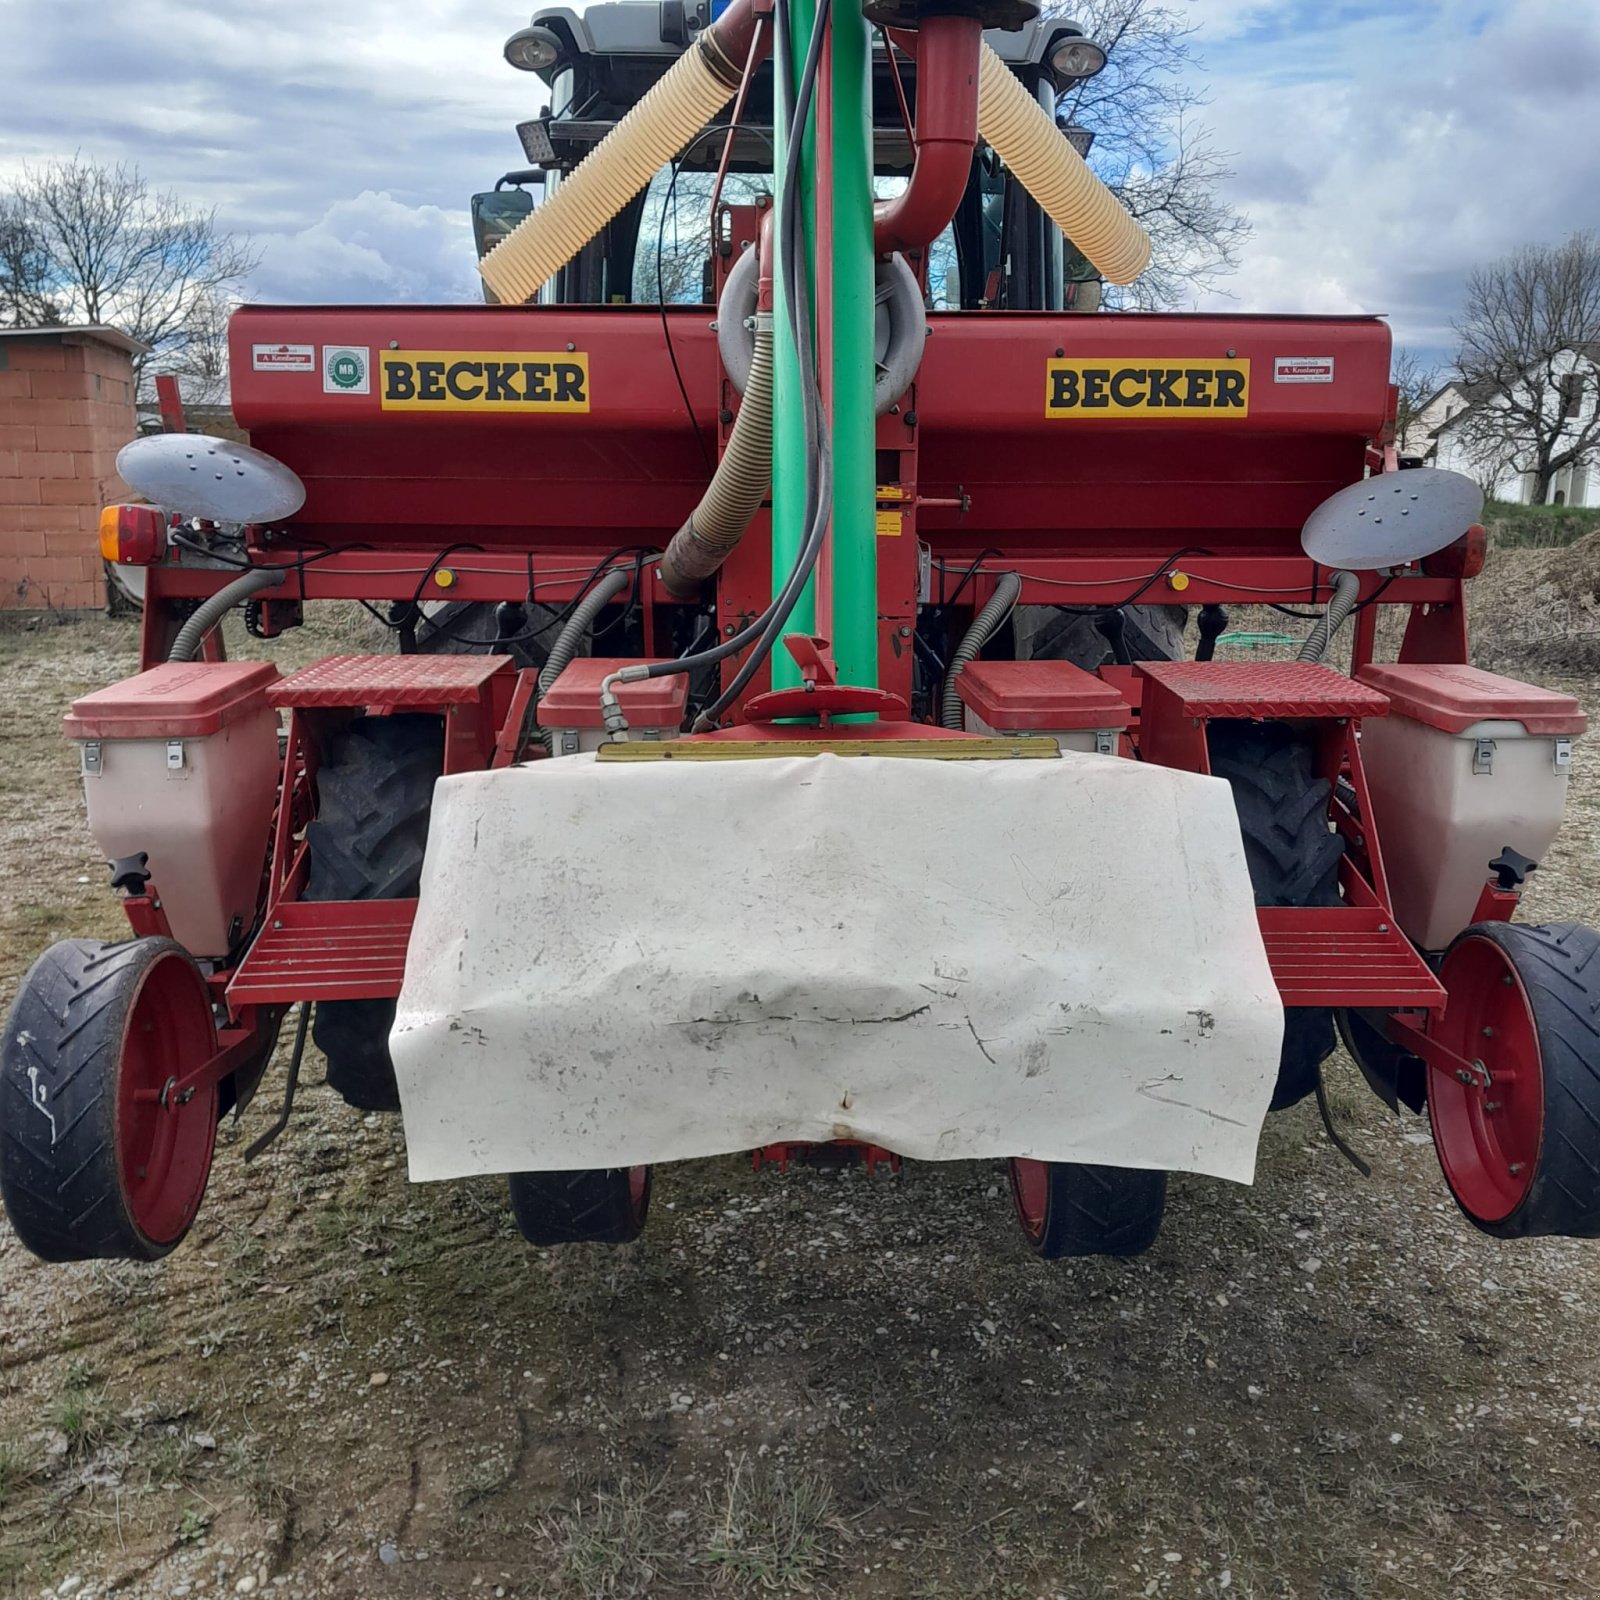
[102,282,1487,1120]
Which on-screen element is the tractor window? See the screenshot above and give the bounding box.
[634,165,772,305]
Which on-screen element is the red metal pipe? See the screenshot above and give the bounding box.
[873,15,981,256]
[701,0,769,87]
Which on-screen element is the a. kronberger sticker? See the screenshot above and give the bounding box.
[1274,355,1335,384]
[1045,358,1249,417]
[379,350,590,412]
[322,345,371,395]
[252,342,315,373]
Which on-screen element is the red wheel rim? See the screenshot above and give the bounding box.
[627,1165,651,1220]
[113,952,219,1246]
[1431,934,1543,1224]
[1009,1158,1049,1242]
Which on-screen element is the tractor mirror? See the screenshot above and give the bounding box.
[471,189,537,297]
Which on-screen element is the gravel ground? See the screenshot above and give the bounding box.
[2,590,1600,1600]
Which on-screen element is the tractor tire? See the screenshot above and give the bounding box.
[413,600,556,673]
[0,938,219,1262]
[1016,603,1185,669]
[1430,921,1600,1240]
[304,714,443,1112]
[1007,1158,1167,1259]
[508,1167,652,1246]
[1208,720,1345,1111]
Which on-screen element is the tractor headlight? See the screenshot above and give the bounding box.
[504,24,563,72]
[1049,35,1107,82]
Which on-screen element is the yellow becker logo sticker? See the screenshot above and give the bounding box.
[1045,358,1249,418]
[380,350,589,412]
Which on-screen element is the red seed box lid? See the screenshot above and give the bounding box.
[63,662,281,741]
[536,658,688,730]
[1356,663,1587,736]
[955,660,1131,731]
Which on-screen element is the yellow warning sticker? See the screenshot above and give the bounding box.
[875,509,903,537]
[379,350,590,412]
[1045,358,1249,418]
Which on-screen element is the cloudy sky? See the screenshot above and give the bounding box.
[2,0,1596,368]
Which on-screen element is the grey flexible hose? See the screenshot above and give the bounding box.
[941,570,1022,730]
[167,566,287,662]
[538,567,632,696]
[659,320,775,596]
[1297,568,1361,664]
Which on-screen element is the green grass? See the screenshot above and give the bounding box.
[0,1439,30,1510]
[52,1365,109,1455]
[1486,499,1600,549]
[697,1456,839,1589]
[541,1477,668,1597]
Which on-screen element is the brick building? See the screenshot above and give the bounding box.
[0,326,147,612]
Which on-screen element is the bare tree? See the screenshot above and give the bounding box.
[1453,232,1600,504]
[8,156,257,387]
[163,288,235,409]
[1391,347,1441,457]
[1053,0,1250,308]
[0,196,60,328]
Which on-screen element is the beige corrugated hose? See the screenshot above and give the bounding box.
[480,36,741,303]
[977,42,1151,286]
[659,322,774,596]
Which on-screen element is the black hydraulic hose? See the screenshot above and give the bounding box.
[538,567,631,695]
[168,566,287,661]
[1298,569,1360,663]
[940,570,1021,729]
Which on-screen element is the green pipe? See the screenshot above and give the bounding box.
[827,4,878,703]
[769,0,817,690]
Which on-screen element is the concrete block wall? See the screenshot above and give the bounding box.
[0,335,137,611]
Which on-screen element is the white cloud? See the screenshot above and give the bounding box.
[252,190,480,304]
[1187,0,1600,361]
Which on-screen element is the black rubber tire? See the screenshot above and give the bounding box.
[1335,1007,1426,1114]
[1208,720,1345,1111]
[412,600,555,673]
[1007,1159,1167,1259]
[0,938,216,1263]
[1442,922,1600,1240]
[508,1167,652,1246]
[304,714,444,1112]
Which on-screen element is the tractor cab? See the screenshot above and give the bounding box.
[473,0,1103,311]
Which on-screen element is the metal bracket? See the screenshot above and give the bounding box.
[82,741,102,775]
[598,737,1061,763]
[166,739,186,771]
[1472,737,1495,776]
[1554,737,1573,773]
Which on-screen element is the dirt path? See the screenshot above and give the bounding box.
[3,615,1600,1600]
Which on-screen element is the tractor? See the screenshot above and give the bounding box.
[3,0,1597,1267]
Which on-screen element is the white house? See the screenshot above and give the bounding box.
[1400,380,1479,461]
[1428,345,1600,508]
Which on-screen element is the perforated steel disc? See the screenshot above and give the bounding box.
[1301,468,1483,571]
[116,434,306,524]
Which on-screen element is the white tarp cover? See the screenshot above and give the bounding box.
[391,751,1283,1184]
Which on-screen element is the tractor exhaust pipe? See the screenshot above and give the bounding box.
[480,0,768,303]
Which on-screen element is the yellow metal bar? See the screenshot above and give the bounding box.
[597,737,1061,762]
